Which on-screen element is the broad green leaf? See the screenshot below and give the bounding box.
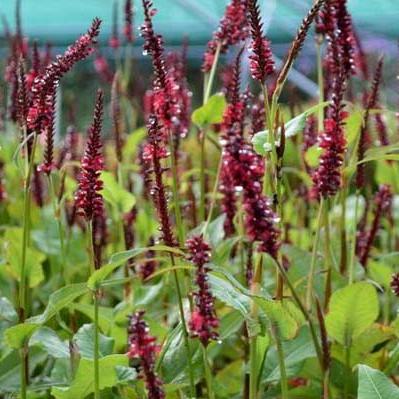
[74,324,114,359]
[0,297,18,324]
[51,354,128,399]
[115,365,138,385]
[345,109,363,146]
[205,214,226,248]
[254,297,300,340]
[368,261,392,289]
[252,102,329,156]
[192,94,226,127]
[160,323,201,385]
[0,348,47,392]
[208,274,250,317]
[304,144,322,168]
[3,227,45,287]
[4,323,39,349]
[263,327,316,382]
[87,248,147,290]
[28,283,88,325]
[30,327,70,359]
[325,282,379,346]
[214,360,243,397]
[122,127,147,160]
[358,364,399,399]
[100,171,136,213]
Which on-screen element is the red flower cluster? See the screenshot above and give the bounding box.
[356,58,384,190]
[109,2,120,49]
[124,0,134,43]
[218,53,280,257]
[187,235,218,346]
[358,185,392,267]
[391,273,399,297]
[37,89,56,175]
[75,89,104,222]
[145,115,176,247]
[312,74,347,198]
[140,0,179,134]
[247,0,274,83]
[127,311,165,399]
[27,18,101,133]
[202,0,249,72]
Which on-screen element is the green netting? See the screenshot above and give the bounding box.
[0,0,398,46]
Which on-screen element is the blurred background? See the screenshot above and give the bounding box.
[0,0,398,130]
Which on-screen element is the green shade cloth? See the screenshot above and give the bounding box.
[0,0,398,46]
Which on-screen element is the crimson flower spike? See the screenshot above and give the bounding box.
[140,0,178,133]
[356,57,384,190]
[334,0,356,78]
[127,311,165,399]
[75,89,104,222]
[312,71,347,198]
[202,0,249,73]
[144,115,176,247]
[27,18,101,133]
[247,0,274,83]
[37,89,56,175]
[124,0,134,43]
[109,1,120,49]
[111,73,124,163]
[187,235,219,347]
[359,185,392,268]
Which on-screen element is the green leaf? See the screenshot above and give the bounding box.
[28,283,88,325]
[252,102,329,156]
[3,227,45,287]
[208,274,250,317]
[87,248,147,290]
[0,297,18,324]
[100,171,136,213]
[263,327,316,382]
[4,323,39,349]
[74,324,114,359]
[192,94,226,127]
[0,348,47,393]
[51,354,128,399]
[368,261,393,290]
[253,297,300,340]
[325,282,379,346]
[115,366,138,385]
[30,327,70,358]
[358,364,399,399]
[304,144,322,168]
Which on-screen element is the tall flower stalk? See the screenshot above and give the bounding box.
[187,235,218,399]
[75,89,104,399]
[144,115,196,397]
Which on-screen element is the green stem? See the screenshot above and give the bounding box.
[344,345,351,399]
[348,192,360,285]
[202,154,223,235]
[203,43,221,105]
[272,324,288,399]
[249,256,262,399]
[273,259,324,370]
[200,42,221,222]
[19,133,38,399]
[168,130,185,245]
[202,344,215,399]
[323,201,333,310]
[249,335,258,399]
[306,198,325,311]
[47,174,66,281]
[170,254,196,398]
[88,221,100,399]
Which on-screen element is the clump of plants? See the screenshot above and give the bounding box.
[0,0,398,398]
